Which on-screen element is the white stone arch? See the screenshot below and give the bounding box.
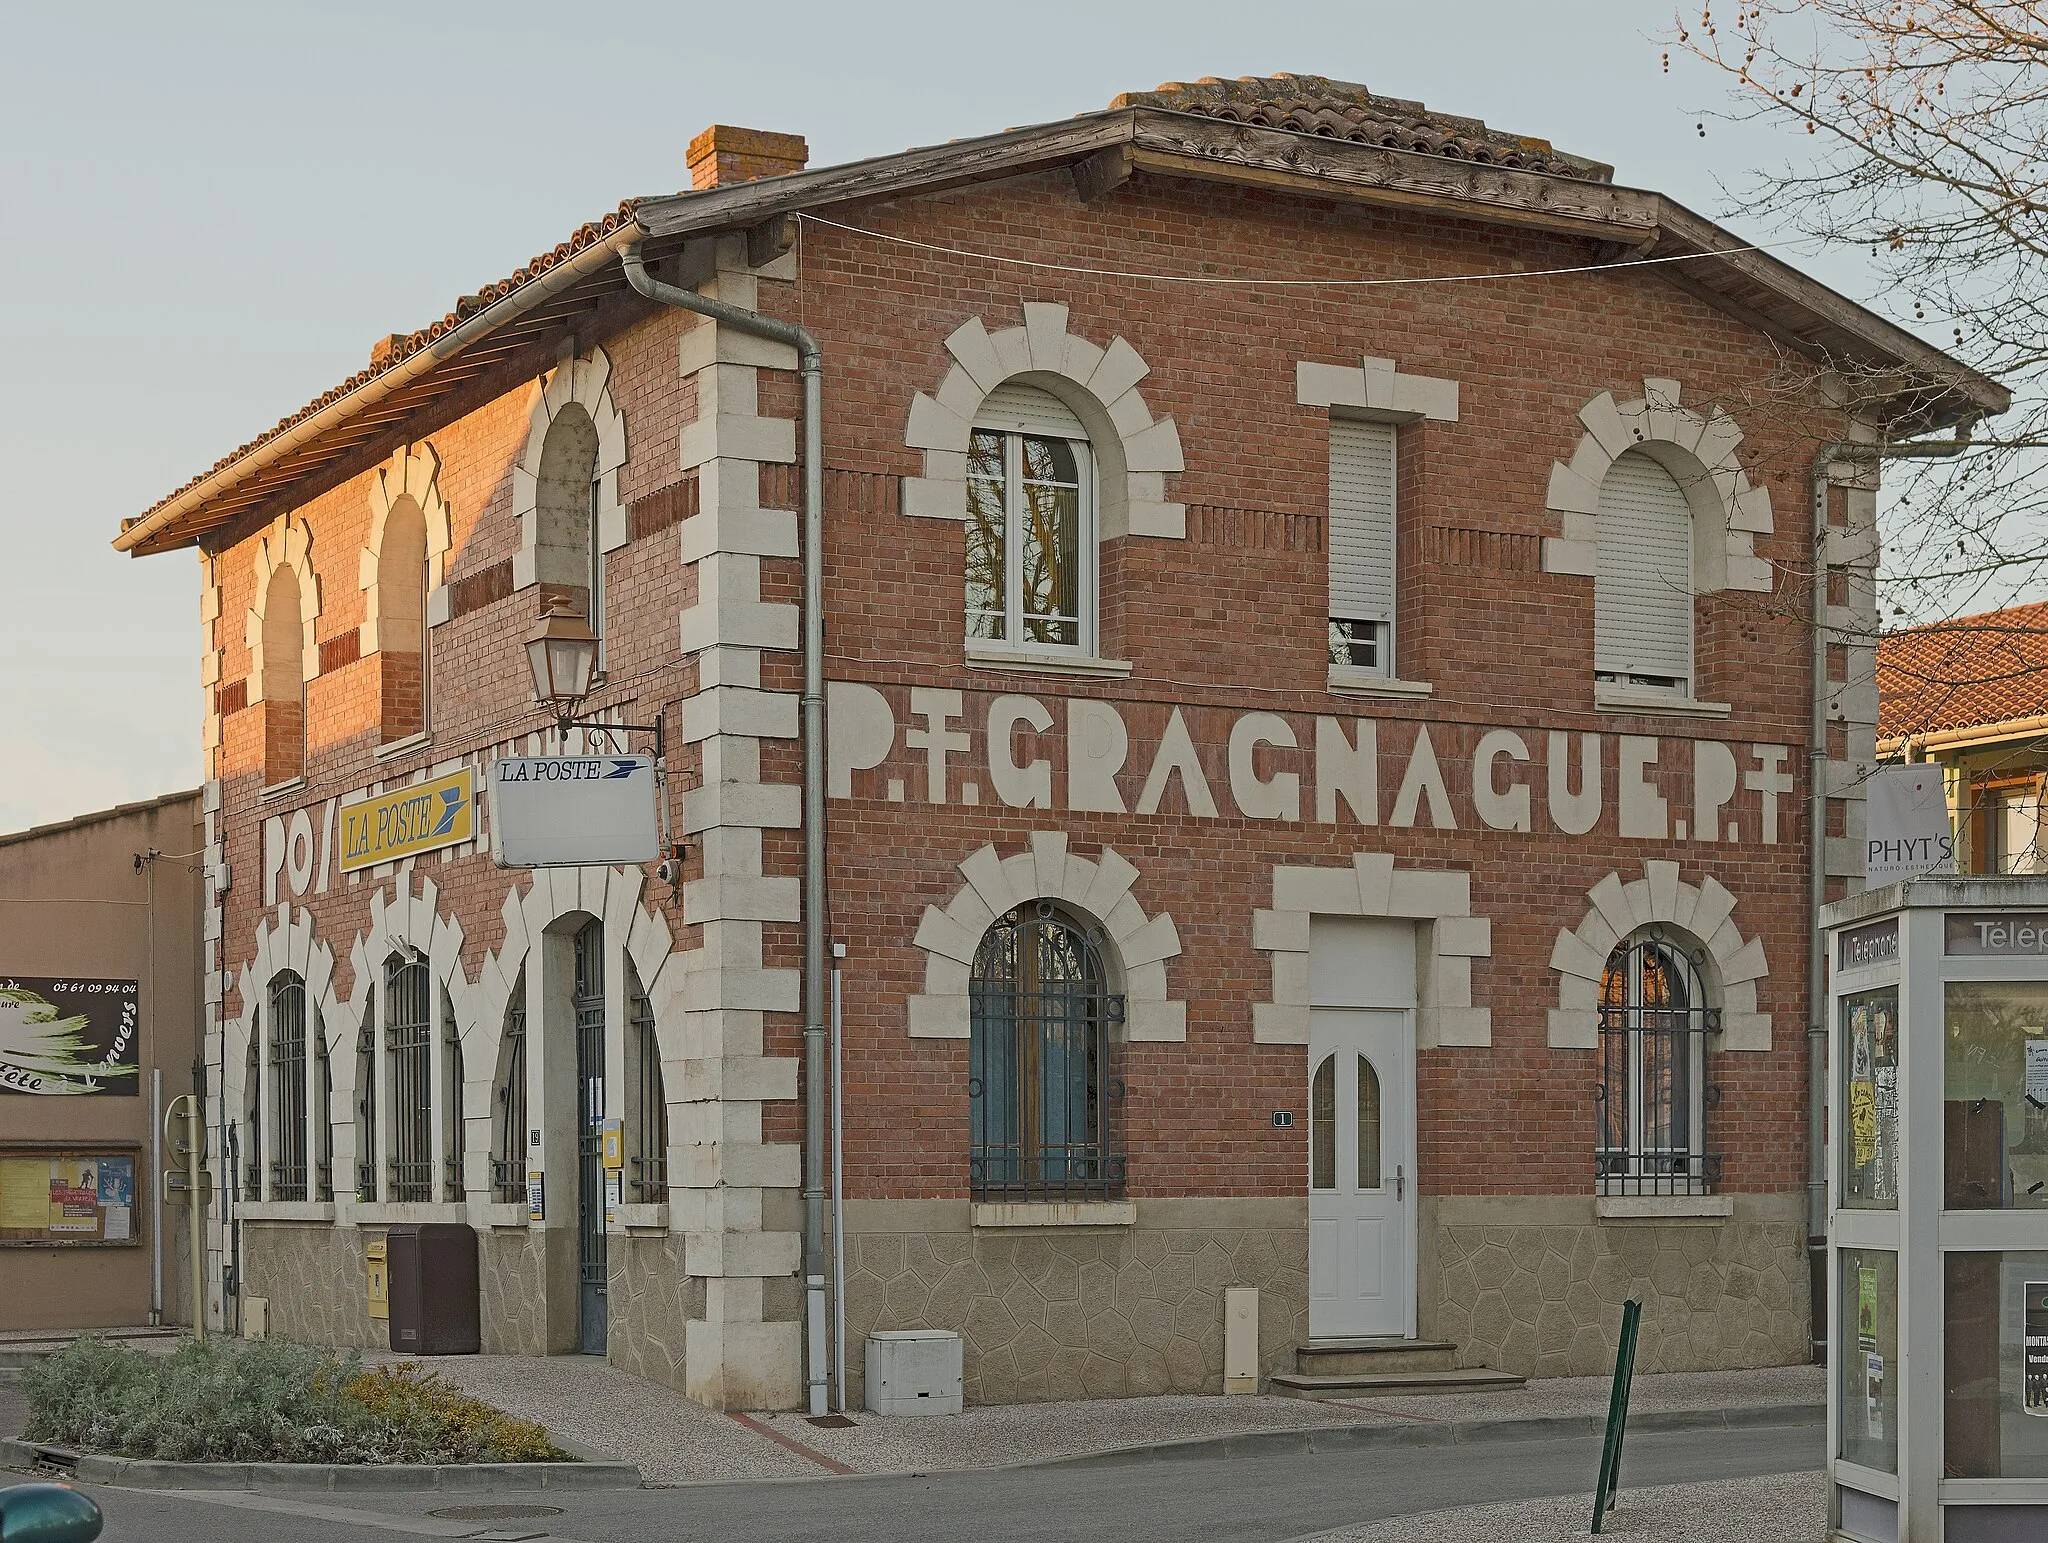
[226,902,345,1201]
[510,345,628,592]
[242,515,322,703]
[1547,859,1771,1052]
[909,832,1184,1042]
[1251,855,1493,1049]
[903,302,1186,539]
[1540,378,1775,595]
[360,442,454,640]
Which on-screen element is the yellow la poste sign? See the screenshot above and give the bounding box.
[339,768,476,874]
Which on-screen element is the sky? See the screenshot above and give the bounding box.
[0,0,1864,833]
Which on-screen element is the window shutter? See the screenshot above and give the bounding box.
[1328,419,1397,623]
[974,381,1087,439]
[1594,451,1693,683]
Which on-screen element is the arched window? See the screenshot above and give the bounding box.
[626,960,667,1204]
[966,382,1094,655]
[384,950,432,1203]
[969,902,1123,1201]
[1597,930,1720,1195]
[535,404,604,657]
[377,497,430,741]
[441,985,464,1201]
[313,1005,333,1202]
[261,564,307,784]
[242,1019,262,1201]
[267,972,308,1201]
[355,989,377,1202]
[491,967,527,1203]
[1594,449,1693,697]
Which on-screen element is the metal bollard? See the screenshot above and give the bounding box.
[1589,1297,1643,1534]
[0,1482,104,1543]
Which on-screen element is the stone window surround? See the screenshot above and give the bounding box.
[242,515,322,704]
[360,442,453,645]
[1252,853,1491,1049]
[903,302,1186,541]
[227,901,344,1222]
[1546,858,1770,1052]
[506,344,629,599]
[908,831,1185,1043]
[1540,378,1775,597]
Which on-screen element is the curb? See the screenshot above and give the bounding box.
[1,1437,644,1492]
[1018,1402,1826,1472]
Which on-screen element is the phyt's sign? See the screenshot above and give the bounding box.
[490,755,660,869]
[1865,764,1954,886]
[826,682,1798,845]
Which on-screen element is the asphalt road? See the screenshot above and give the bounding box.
[16,1419,1824,1543]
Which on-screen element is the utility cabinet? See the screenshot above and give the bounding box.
[385,1222,480,1356]
[1822,878,2048,1543]
[865,1328,963,1415]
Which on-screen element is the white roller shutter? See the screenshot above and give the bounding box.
[1328,419,1397,624]
[1595,451,1693,686]
[974,381,1087,439]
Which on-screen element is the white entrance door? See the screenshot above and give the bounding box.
[1307,1009,1415,1339]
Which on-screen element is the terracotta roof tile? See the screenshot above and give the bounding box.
[1108,74,1612,182]
[1877,599,2048,741]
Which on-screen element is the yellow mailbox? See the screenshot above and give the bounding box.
[366,1238,388,1320]
[602,1118,624,1172]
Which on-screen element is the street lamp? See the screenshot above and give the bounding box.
[523,598,599,724]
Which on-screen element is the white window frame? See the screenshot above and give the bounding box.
[1593,450,1694,699]
[967,423,1097,658]
[1327,415,1398,680]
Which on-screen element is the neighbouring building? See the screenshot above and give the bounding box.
[0,791,204,1332]
[114,76,2005,1408]
[1879,600,2048,874]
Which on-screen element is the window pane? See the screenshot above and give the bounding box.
[1311,1054,1336,1191]
[1328,618,1383,670]
[1356,1056,1381,1190]
[1019,469,1079,646]
[1943,1252,2048,1480]
[1944,980,2048,1208]
[1842,987,1900,1208]
[1839,1248,1899,1473]
[965,469,1006,642]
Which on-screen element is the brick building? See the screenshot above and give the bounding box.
[117,76,2004,1408]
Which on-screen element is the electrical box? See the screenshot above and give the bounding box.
[865,1329,963,1416]
[1224,1285,1259,1394]
[385,1222,480,1356]
[242,1296,269,1341]
[366,1238,388,1320]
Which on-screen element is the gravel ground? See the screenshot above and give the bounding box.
[361,1352,819,1484]
[1334,1365,1824,1426]
[1305,1468,1827,1542]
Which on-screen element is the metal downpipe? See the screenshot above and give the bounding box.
[1806,450,1835,1365]
[621,245,832,1415]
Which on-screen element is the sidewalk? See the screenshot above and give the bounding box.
[1305,1468,1826,1542]
[383,1354,1822,1486]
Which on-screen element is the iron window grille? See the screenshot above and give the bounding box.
[969,902,1125,1202]
[492,972,528,1204]
[1596,930,1722,1196]
[242,1016,262,1202]
[442,986,464,1201]
[313,1008,334,1203]
[627,965,667,1204]
[267,974,309,1201]
[385,951,434,1203]
[574,921,607,1313]
[355,988,377,1202]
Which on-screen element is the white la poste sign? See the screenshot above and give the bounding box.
[490,755,660,869]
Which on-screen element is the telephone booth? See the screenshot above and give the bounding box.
[1822,878,2048,1542]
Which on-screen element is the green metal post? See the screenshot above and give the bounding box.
[1590,1297,1643,1534]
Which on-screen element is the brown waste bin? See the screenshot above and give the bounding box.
[385,1222,480,1355]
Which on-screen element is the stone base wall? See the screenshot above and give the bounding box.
[243,1222,384,1350]
[608,1233,703,1392]
[478,1226,550,1355]
[1419,1193,1809,1378]
[842,1198,1308,1406]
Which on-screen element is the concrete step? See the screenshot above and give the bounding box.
[1269,1366,1527,1401]
[1294,1338,1459,1376]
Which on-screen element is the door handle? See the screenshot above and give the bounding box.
[1395,1165,1405,1201]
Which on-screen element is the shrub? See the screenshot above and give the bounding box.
[20,1336,569,1464]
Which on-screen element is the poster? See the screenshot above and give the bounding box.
[1866,1352,1886,1440]
[97,1156,133,1240]
[0,1159,47,1229]
[0,977,140,1096]
[1850,1005,1878,1170]
[49,1157,98,1232]
[2029,1039,2048,1109]
[2027,1281,2048,1417]
[1858,1267,1879,1351]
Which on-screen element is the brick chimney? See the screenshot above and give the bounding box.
[687,125,809,190]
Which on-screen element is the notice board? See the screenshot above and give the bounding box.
[0,1147,142,1246]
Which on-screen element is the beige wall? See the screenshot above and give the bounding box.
[0,791,204,1331]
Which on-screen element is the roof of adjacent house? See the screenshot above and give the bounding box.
[116,75,2011,560]
[1878,600,2048,746]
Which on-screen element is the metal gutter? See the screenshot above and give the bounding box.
[1876,713,2048,758]
[113,218,648,555]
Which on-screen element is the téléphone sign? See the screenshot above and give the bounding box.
[489,755,660,869]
